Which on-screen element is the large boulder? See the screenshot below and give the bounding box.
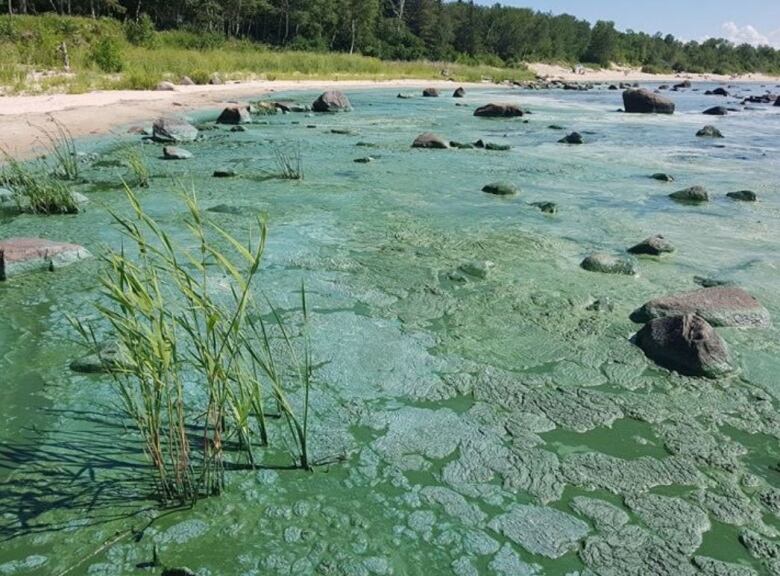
[0,237,91,281]
[163,146,193,160]
[580,253,637,276]
[422,87,440,97]
[727,190,757,202]
[622,88,675,114]
[706,87,729,97]
[216,105,251,125]
[152,117,199,143]
[473,103,524,117]
[633,315,733,378]
[453,87,466,98]
[312,91,352,112]
[669,186,708,203]
[412,133,449,149]
[630,286,770,328]
[558,132,583,144]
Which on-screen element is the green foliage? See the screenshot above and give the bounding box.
[0,153,78,215]
[584,20,618,66]
[71,186,315,504]
[90,36,124,72]
[124,13,157,47]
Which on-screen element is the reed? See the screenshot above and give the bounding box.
[271,142,304,180]
[123,146,150,188]
[36,117,80,181]
[0,151,78,214]
[71,184,314,505]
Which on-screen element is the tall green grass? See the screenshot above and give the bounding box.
[72,185,314,505]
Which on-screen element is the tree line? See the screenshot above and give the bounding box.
[5,0,780,74]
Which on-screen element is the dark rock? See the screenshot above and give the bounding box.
[727,190,757,202]
[581,253,637,276]
[212,169,237,178]
[230,125,246,132]
[397,93,414,99]
[449,141,474,149]
[152,117,199,143]
[482,182,518,196]
[623,88,675,114]
[693,276,734,288]
[628,235,675,256]
[633,315,733,378]
[673,80,692,89]
[473,103,524,117]
[703,106,727,116]
[161,569,198,576]
[0,237,91,281]
[775,96,780,107]
[412,133,449,149]
[658,85,669,90]
[651,173,674,182]
[531,201,557,214]
[705,87,729,96]
[558,132,583,144]
[353,157,373,163]
[696,125,724,138]
[670,186,708,203]
[630,286,770,328]
[312,91,352,112]
[216,105,251,125]
[548,124,565,130]
[70,340,129,374]
[162,146,193,160]
[422,88,440,97]
[330,128,357,135]
[453,87,466,98]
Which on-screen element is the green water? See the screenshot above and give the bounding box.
[1,85,779,575]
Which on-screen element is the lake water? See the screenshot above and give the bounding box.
[1,84,779,575]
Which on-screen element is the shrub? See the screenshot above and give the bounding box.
[91,36,124,72]
[124,14,157,48]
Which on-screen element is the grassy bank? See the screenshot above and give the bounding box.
[0,15,531,94]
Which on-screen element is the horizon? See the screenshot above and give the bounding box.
[477,0,780,48]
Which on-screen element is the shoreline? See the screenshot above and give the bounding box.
[1,68,778,159]
[0,79,482,159]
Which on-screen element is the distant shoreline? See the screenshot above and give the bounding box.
[0,70,777,160]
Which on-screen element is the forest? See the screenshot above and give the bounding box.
[3,0,780,74]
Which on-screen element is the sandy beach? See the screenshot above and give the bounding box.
[0,79,481,158]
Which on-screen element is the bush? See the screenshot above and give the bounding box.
[124,14,157,47]
[91,36,124,72]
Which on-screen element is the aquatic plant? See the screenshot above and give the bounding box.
[71,185,313,505]
[271,142,304,180]
[123,146,150,188]
[0,151,79,214]
[37,117,80,181]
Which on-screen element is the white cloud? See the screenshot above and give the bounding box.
[721,22,780,48]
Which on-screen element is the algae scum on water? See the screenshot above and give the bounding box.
[1,85,779,575]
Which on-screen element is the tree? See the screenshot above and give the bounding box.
[583,20,617,66]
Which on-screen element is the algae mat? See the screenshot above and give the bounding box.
[1,86,779,575]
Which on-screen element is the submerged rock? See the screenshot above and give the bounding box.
[453,87,466,98]
[630,286,770,328]
[623,88,675,114]
[558,131,583,144]
[627,235,675,256]
[212,169,237,178]
[152,117,198,143]
[70,340,130,374]
[473,140,511,151]
[650,173,674,182]
[706,87,729,97]
[422,87,440,97]
[161,569,198,576]
[412,133,449,149]
[727,190,757,202]
[696,125,724,138]
[312,90,352,112]
[397,93,414,99]
[633,314,733,377]
[703,106,728,116]
[353,156,374,163]
[473,103,524,117]
[580,253,637,276]
[489,505,590,559]
[693,556,758,576]
[459,260,493,279]
[0,237,91,281]
[531,201,557,214]
[669,186,709,203]
[482,182,517,196]
[162,146,193,160]
[216,105,251,125]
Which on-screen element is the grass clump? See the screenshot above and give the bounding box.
[122,146,150,188]
[72,186,314,505]
[272,142,304,180]
[0,153,78,214]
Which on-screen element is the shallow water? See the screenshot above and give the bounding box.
[1,84,779,575]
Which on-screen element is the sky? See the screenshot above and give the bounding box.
[488,1,780,47]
